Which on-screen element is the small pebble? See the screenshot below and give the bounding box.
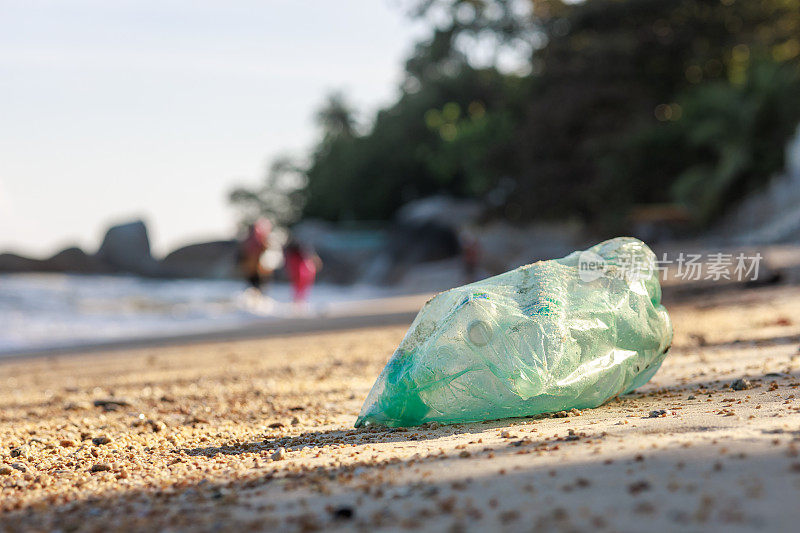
[91,463,111,473]
[92,436,112,446]
[331,506,354,520]
[731,379,752,391]
[0,465,12,475]
[64,401,92,410]
[271,447,286,461]
[10,446,28,459]
[93,398,131,411]
[628,480,650,494]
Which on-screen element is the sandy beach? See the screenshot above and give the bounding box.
[2,284,800,532]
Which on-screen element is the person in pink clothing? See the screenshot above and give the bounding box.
[283,238,322,303]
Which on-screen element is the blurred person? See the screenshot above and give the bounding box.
[283,238,322,305]
[237,218,273,293]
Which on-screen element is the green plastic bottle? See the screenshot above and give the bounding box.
[355,237,672,427]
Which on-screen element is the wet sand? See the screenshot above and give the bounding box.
[2,285,800,531]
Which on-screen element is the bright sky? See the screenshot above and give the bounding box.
[0,0,423,257]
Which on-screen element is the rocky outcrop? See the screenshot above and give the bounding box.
[712,127,800,245]
[0,253,45,272]
[0,220,235,278]
[0,205,586,286]
[161,240,239,278]
[375,221,461,284]
[471,220,585,275]
[0,247,108,274]
[394,195,483,229]
[291,220,386,284]
[47,247,109,273]
[95,221,160,276]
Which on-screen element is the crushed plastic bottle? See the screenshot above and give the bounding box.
[355,237,672,427]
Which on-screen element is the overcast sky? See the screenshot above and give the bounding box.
[0,0,423,256]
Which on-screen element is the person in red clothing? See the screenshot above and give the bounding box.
[237,218,273,292]
[283,238,322,303]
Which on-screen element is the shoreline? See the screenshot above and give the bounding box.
[1,277,785,362]
[0,292,431,361]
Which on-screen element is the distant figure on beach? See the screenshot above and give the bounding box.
[283,238,322,304]
[237,218,273,292]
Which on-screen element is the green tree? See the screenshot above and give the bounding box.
[228,155,307,227]
[315,92,357,141]
[654,60,800,224]
[515,0,800,226]
[230,0,800,230]
[302,66,524,221]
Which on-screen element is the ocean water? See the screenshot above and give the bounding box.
[0,273,388,355]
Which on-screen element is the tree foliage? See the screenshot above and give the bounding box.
[517,0,800,225]
[228,155,306,227]
[302,67,524,221]
[627,60,800,225]
[231,0,800,230]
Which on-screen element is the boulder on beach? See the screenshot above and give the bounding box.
[160,240,239,278]
[0,253,44,273]
[96,220,161,276]
[387,220,460,264]
[471,220,585,275]
[0,247,106,274]
[291,220,387,284]
[395,195,484,229]
[46,246,108,273]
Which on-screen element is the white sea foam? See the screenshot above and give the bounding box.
[0,273,389,355]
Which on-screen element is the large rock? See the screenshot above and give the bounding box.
[389,221,460,263]
[712,126,800,245]
[0,247,106,274]
[95,220,161,276]
[46,247,108,273]
[0,220,241,279]
[161,240,239,278]
[373,221,461,284]
[395,195,483,229]
[291,220,388,284]
[472,221,585,275]
[0,253,44,272]
[361,196,481,285]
